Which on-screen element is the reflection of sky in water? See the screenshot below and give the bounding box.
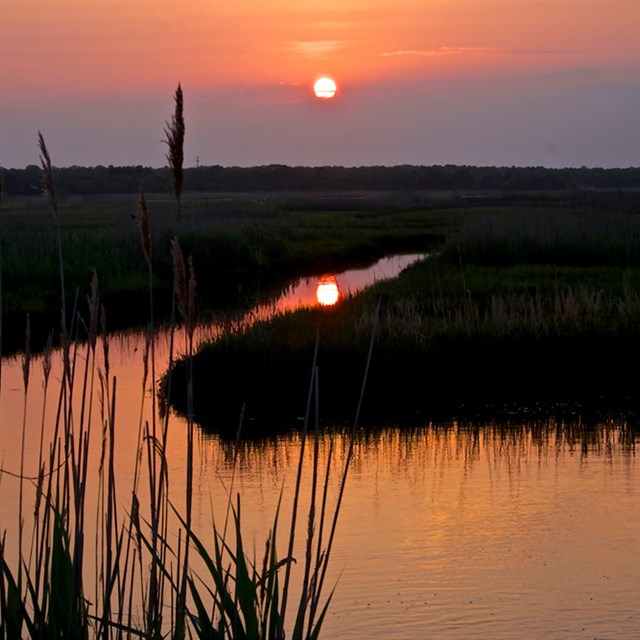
[2,249,640,639]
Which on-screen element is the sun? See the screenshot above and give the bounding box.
[313,77,337,100]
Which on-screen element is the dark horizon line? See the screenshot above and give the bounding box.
[3,162,640,172]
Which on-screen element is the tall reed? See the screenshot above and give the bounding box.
[0,164,4,399]
[164,83,185,222]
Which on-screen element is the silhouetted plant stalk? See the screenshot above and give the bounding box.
[279,322,321,636]
[37,136,77,577]
[170,237,197,639]
[27,330,53,584]
[0,165,4,402]
[136,187,170,636]
[164,83,185,222]
[38,133,67,338]
[17,315,31,613]
[307,298,381,635]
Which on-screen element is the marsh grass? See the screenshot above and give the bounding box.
[1,118,372,639]
[441,206,640,267]
[172,200,640,430]
[0,192,442,353]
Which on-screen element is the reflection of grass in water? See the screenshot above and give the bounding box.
[1,109,369,638]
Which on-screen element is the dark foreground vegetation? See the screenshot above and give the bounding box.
[166,189,640,434]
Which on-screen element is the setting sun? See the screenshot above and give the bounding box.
[313,77,337,100]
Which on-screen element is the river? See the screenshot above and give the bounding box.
[1,252,638,638]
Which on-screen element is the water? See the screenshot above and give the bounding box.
[1,252,639,638]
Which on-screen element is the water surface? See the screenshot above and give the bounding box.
[1,253,638,638]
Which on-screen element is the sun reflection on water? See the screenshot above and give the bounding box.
[316,274,340,306]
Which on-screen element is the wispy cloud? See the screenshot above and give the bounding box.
[291,40,344,56]
[381,46,499,58]
[382,47,578,58]
[511,49,580,55]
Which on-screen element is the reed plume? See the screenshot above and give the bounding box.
[37,132,69,349]
[164,83,185,221]
[38,132,58,219]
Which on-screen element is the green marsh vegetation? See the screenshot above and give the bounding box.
[0,189,443,354]
[167,191,640,430]
[0,90,375,638]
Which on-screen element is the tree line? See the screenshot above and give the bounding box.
[3,163,640,196]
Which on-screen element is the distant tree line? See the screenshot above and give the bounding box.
[3,163,640,196]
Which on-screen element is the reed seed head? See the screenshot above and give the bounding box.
[37,132,58,218]
[164,84,185,206]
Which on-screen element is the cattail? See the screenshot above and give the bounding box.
[137,188,152,269]
[164,83,185,219]
[37,132,58,219]
[131,492,142,552]
[260,531,272,603]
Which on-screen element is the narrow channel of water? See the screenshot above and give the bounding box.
[1,252,638,638]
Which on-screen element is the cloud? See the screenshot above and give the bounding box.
[291,40,344,56]
[381,47,499,58]
[511,49,580,56]
[382,47,580,59]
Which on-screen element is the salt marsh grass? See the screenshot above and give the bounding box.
[172,196,640,428]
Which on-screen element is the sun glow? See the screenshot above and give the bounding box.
[313,77,337,99]
[316,275,340,306]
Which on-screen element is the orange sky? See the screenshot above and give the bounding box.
[2,0,639,167]
[4,0,639,95]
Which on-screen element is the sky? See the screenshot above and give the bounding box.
[1,0,639,169]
